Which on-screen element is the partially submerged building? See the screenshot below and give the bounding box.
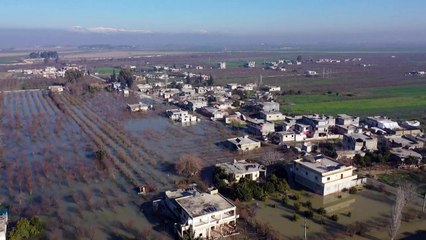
[48,85,64,93]
[216,160,266,182]
[225,136,261,151]
[166,109,198,123]
[127,103,149,112]
[163,186,238,239]
[293,154,365,195]
[0,209,7,240]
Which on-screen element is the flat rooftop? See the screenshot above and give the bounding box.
[217,160,265,175]
[345,133,374,141]
[227,136,259,146]
[295,155,349,174]
[165,185,199,200]
[390,148,422,159]
[176,192,235,218]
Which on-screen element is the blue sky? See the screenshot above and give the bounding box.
[1,0,426,35]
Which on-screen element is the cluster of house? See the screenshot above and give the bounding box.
[315,58,362,64]
[406,71,426,76]
[0,209,7,240]
[158,154,367,239]
[7,65,83,79]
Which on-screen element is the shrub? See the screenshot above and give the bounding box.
[317,207,327,215]
[293,193,300,201]
[347,211,352,217]
[294,202,301,211]
[305,200,312,209]
[291,214,299,222]
[304,210,314,219]
[349,187,358,194]
[331,214,339,221]
[282,196,289,205]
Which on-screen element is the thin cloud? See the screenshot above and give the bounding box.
[192,29,209,34]
[70,26,152,34]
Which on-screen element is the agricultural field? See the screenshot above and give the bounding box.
[0,90,175,239]
[94,66,121,75]
[279,85,426,120]
[0,88,252,239]
[378,171,426,195]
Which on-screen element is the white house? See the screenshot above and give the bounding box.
[200,107,226,121]
[226,136,261,151]
[218,62,227,69]
[164,186,238,239]
[216,160,266,182]
[127,103,149,112]
[48,85,64,93]
[305,70,318,77]
[293,154,365,195]
[272,130,304,143]
[342,133,378,151]
[166,109,198,123]
[0,210,7,240]
[259,111,285,122]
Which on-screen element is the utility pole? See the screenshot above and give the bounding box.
[304,218,307,240]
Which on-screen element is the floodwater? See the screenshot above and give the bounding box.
[0,90,247,239]
[253,188,426,239]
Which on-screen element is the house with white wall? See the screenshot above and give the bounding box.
[0,209,7,240]
[216,160,266,182]
[164,186,238,239]
[293,154,364,195]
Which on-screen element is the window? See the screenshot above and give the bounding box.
[327,177,330,181]
[315,176,318,181]
[341,174,343,179]
[305,171,308,175]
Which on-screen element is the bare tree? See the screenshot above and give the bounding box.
[261,149,283,166]
[175,154,203,177]
[389,187,406,240]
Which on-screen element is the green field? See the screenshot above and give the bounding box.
[280,85,426,119]
[0,57,22,64]
[378,172,426,195]
[94,67,121,75]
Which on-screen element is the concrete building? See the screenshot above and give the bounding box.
[0,209,7,240]
[335,114,359,126]
[365,116,400,130]
[272,130,304,143]
[305,70,318,77]
[226,136,261,151]
[293,154,364,195]
[299,115,335,138]
[127,103,149,112]
[390,148,423,166]
[246,118,275,138]
[216,160,266,182]
[246,61,256,68]
[48,85,64,93]
[200,107,226,121]
[218,62,227,69]
[166,109,198,123]
[187,99,208,111]
[342,133,378,151]
[164,186,238,239]
[259,111,285,122]
[258,102,280,112]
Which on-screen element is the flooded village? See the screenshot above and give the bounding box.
[0,54,425,240]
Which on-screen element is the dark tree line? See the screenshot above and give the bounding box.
[29,51,58,59]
